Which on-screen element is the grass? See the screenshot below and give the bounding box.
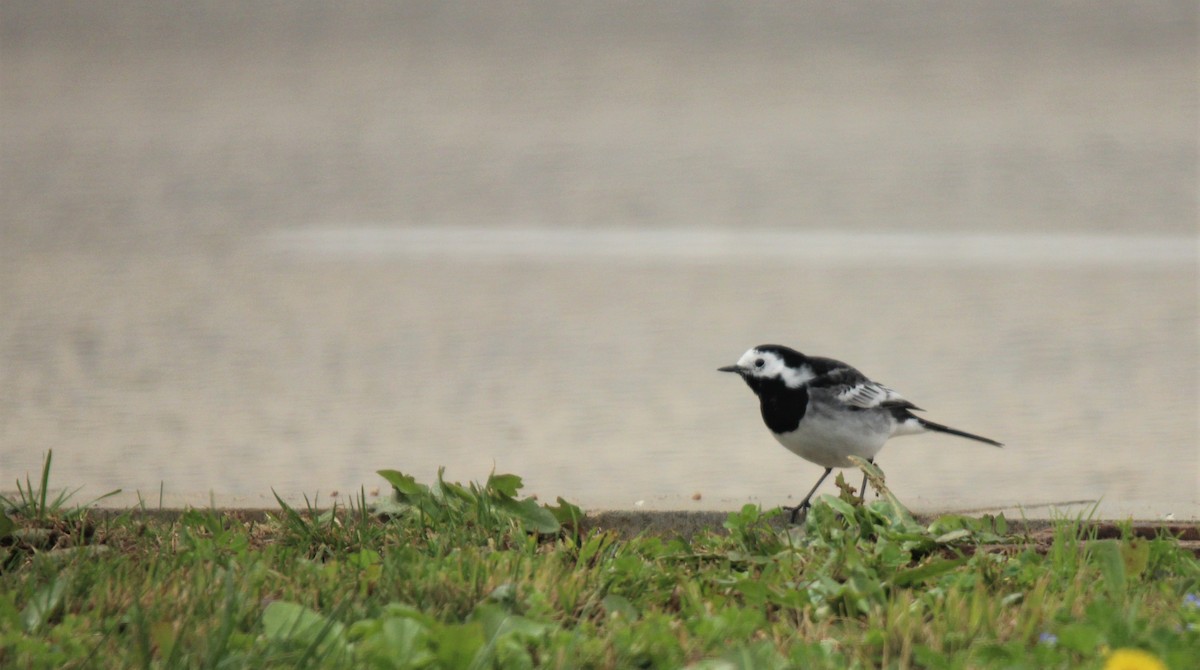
[1,455,1196,669]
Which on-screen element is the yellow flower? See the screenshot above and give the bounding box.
[1103,648,1166,670]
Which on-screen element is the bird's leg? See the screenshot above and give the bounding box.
[859,458,873,503]
[787,467,833,524]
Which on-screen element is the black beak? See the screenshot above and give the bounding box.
[717,365,742,374]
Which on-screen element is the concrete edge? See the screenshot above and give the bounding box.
[52,507,1197,541]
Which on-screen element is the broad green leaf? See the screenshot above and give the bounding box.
[380,603,438,627]
[600,594,639,621]
[989,513,1008,535]
[368,496,412,517]
[486,583,518,608]
[433,622,485,670]
[347,549,381,569]
[927,515,971,535]
[819,494,858,519]
[383,617,435,662]
[886,531,934,544]
[733,579,769,606]
[1057,622,1103,654]
[471,603,554,642]
[1119,539,1150,580]
[495,497,560,534]
[485,473,523,499]
[261,601,348,659]
[544,497,584,528]
[436,467,476,503]
[691,642,788,670]
[1088,540,1126,595]
[849,456,918,528]
[376,470,427,497]
[355,617,435,667]
[892,558,967,588]
[22,577,68,633]
[375,470,445,520]
[934,529,972,544]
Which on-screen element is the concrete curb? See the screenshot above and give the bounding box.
[69,507,1196,542]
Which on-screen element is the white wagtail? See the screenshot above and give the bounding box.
[720,344,1002,522]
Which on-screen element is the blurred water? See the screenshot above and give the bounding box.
[1,2,1197,516]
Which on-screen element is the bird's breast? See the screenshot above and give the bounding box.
[770,403,892,468]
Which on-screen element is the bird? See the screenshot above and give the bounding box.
[719,344,1002,523]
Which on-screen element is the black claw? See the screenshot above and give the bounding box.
[786,501,811,524]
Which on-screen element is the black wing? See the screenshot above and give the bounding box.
[806,359,922,411]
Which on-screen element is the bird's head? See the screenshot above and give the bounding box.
[718,345,814,391]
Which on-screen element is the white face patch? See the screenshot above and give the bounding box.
[736,349,814,388]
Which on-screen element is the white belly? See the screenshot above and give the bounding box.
[772,408,892,468]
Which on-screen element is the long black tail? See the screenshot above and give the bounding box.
[918,418,1003,447]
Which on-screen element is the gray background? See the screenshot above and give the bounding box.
[2,2,1196,516]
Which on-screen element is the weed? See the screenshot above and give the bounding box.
[0,450,121,523]
[0,464,1195,668]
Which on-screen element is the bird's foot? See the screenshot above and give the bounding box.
[785,502,811,525]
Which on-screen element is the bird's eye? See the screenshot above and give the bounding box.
[754,358,765,368]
